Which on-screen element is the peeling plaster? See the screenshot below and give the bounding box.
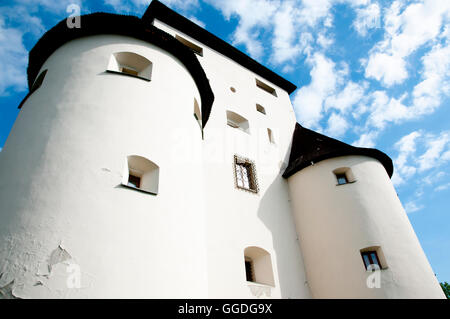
[48,245,72,273]
[0,274,20,299]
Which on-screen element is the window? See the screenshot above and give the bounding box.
[361,251,381,271]
[256,79,277,97]
[226,110,250,133]
[107,52,152,81]
[256,104,266,115]
[122,155,159,194]
[234,155,258,193]
[333,167,356,185]
[175,35,203,56]
[127,174,141,188]
[360,246,387,271]
[267,128,275,144]
[243,247,275,286]
[336,173,348,185]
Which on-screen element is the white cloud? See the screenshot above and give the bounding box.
[435,182,450,192]
[352,130,378,148]
[364,0,450,87]
[187,16,205,28]
[353,2,381,36]
[412,42,450,116]
[392,131,421,185]
[292,52,339,128]
[271,1,302,64]
[204,0,278,59]
[390,130,450,186]
[0,18,28,96]
[325,112,348,138]
[418,131,450,172]
[404,201,424,214]
[325,81,366,113]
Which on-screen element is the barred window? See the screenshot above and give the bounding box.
[234,155,258,193]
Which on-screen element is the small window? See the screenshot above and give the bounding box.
[107,52,152,81]
[336,173,348,185]
[333,167,355,185]
[122,155,159,194]
[267,128,275,144]
[361,251,381,271]
[226,110,250,134]
[127,174,141,188]
[360,246,387,271]
[256,104,266,115]
[175,35,203,56]
[256,79,277,97]
[243,247,275,286]
[234,155,258,193]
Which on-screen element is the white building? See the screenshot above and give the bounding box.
[0,0,445,299]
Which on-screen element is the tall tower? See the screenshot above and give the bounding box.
[283,124,445,298]
[0,0,444,299]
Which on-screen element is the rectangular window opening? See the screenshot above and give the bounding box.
[336,173,348,185]
[361,251,381,271]
[234,156,258,193]
[175,35,203,56]
[256,79,277,97]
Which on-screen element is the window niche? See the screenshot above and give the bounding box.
[175,35,203,56]
[107,52,152,81]
[226,110,250,134]
[256,104,266,115]
[333,167,356,185]
[360,246,387,271]
[256,79,277,97]
[122,155,159,195]
[243,247,275,286]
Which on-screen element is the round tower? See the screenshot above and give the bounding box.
[0,14,213,298]
[284,124,445,298]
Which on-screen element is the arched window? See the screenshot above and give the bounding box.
[122,155,159,194]
[243,246,275,286]
[107,52,152,81]
[226,110,249,133]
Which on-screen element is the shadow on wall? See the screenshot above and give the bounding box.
[256,146,312,299]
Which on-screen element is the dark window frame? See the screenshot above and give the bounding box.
[233,155,259,194]
[361,250,381,271]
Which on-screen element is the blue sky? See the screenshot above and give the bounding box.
[0,0,449,283]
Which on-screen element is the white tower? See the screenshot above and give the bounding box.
[0,0,444,299]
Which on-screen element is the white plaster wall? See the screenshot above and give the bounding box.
[0,35,209,298]
[152,20,312,298]
[287,156,445,299]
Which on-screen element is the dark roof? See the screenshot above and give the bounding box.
[142,0,297,94]
[25,13,214,128]
[283,123,394,178]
